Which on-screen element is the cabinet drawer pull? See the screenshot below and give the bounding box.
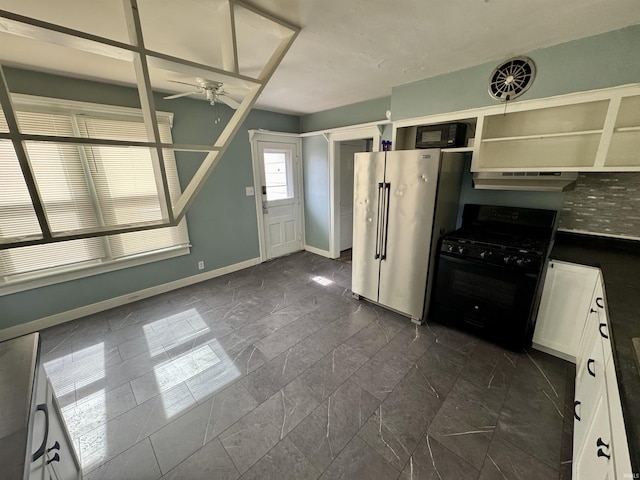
[599,323,609,339]
[597,437,610,449]
[46,453,60,465]
[596,297,604,309]
[573,400,581,421]
[597,448,611,460]
[590,308,597,314]
[32,403,49,462]
[587,359,596,377]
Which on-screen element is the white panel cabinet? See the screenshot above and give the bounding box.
[571,273,632,479]
[533,261,600,362]
[30,365,81,480]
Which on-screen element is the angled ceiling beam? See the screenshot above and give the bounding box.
[0,64,50,242]
[0,0,300,250]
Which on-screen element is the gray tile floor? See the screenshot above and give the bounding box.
[39,252,575,479]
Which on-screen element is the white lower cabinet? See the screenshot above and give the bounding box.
[29,365,81,480]
[533,260,600,361]
[567,267,632,479]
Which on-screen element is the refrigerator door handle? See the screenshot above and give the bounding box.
[374,182,384,259]
[381,182,391,260]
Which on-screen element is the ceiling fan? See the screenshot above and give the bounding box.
[163,77,241,109]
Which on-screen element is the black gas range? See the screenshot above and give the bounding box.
[432,204,557,350]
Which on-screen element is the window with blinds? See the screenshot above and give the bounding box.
[0,97,190,291]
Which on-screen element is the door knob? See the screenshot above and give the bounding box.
[262,201,268,214]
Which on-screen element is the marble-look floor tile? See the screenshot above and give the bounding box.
[417,340,468,391]
[149,383,256,475]
[238,437,320,480]
[398,434,478,480]
[351,326,433,401]
[61,382,137,439]
[357,366,443,470]
[185,343,268,403]
[76,382,198,473]
[496,351,568,470]
[288,379,380,472]
[219,389,287,474]
[241,342,325,405]
[478,436,559,479]
[84,438,161,480]
[160,438,239,480]
[39,252,574,480]
[427,376,507,470]
[318,435,399,480]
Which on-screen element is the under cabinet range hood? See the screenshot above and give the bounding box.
[472,171,578,192]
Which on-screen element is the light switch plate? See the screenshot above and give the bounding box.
[245,186,255,196]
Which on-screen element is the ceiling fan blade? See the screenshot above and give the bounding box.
[163,91,200,100]
[168,79,201,88]
[217,95,240,109]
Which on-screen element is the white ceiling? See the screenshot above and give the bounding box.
[0,0,639,116]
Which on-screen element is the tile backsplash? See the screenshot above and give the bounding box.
[559,173,640,239]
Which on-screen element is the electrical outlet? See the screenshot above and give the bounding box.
[245,186,255,196]
[198,261,205,270]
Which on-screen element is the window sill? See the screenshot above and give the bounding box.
[0,245,191,296]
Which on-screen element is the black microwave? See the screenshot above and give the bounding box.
[415,123,467,149]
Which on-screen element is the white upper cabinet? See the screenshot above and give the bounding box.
[392,83,640,172]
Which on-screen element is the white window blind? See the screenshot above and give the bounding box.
[0,97,189,288]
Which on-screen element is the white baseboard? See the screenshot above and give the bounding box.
[304,244,332,258]
[0,257,262,343]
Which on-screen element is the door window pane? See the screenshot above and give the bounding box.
[263,150,292,200]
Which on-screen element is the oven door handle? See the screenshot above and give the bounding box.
[381,182,391,261]
[374,182,384,259]
[438,253,539,278]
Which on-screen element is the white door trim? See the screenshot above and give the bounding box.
[327,127,382,258]
[249,131,304,262]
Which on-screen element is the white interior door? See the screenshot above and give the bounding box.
[257,140,302,260]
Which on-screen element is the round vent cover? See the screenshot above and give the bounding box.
[488,56,536,101]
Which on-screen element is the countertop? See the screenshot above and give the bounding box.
[0,333,39,480]
[551,231,640,474]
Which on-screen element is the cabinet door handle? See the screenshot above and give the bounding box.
[47,441,60,453]
[596,297,604,309]
[46,453,60,465]
[597,437,610,449]
[573,400,581,421]
[590,308,597,314]
[32,403,49,462]
[597,448,611,460]
[599,323,609,339]
[587,359,596,377]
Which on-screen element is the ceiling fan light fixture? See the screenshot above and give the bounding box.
[488,56,536,102]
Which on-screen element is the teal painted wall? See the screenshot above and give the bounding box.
[302,135,330,251]
[300,97,390,133]
[0,68,299,329]
[392,25,640,120]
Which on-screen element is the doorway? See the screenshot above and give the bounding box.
[328,127,381,259]
[337,140,367,263]
[251,134,303,261]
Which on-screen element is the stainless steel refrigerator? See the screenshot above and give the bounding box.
[351,149,464,323]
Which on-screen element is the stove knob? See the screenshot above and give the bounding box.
[503,256,512,265]
[457,246,466,254]
[447,245,455,253]
[516,258,525,267]
[480,251,486,259]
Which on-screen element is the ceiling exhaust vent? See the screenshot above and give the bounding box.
[488,56,536,102]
